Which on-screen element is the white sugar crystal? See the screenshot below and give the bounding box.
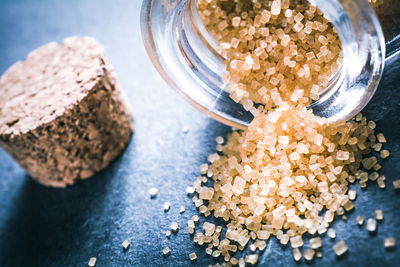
[122,240,130,250]
[170,221,179,233]
[179,206,185,214]
[327,228,336,239]
[292,248,302,261]
[88,257,96,267]
[163,201,171,212]
[348,189,357,200]
[149,187,158,198]
[333,240,348,256]
[186,186,195,196]
[163,247,171,257]
[366,218,377,232]
[216,136,224,144]
[310,237,322,249]
[304,249,315,261]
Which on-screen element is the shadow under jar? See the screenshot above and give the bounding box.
[141,0,399,129]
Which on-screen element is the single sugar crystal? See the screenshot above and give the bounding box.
[304,249,315,261]
[216,136,224,144]
[356,215,364,226]
[333,240,348,256]
[374,210,383,221]
[122,240,130,250]
[179,206,185,214]
[393,179,400,190]
[166,230,171,238]
[149,187,158,198]
[170,222,179,233]
[384,237,396,249]
[328,228,336,239]
[366,218,377,232]
[163,201,171,212]
[189,252,197,261]
[245,254,259,265]
[292,248,302,261]
[163,247,171,257]
[348,189,357,200]
[186,186,195,196]
[310,237,322,249]
[380,150,390,159]
[88,257,96,267]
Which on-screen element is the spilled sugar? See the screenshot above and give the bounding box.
[180,0,393,264]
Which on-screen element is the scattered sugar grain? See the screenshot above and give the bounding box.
[163,247,171,257]
[310,237,322,249]
[122,240,130,250]
[348,189,357,200]
[384,237,396,249]
[366,218,377,232]
[179,206,185,214]
[328,228,336,239]
[186,186,195,196]
[189,252,197,261]
[88,257,96,267]
[163,202,171,212]
[333,240,348,256]
[380,150,390,159]
[292,248,302,261]
[356,216,364,226]
[166,230,171,238]
[149,187,158,198]
[170,222,179,233]
[378,177,386,189]
[191,215,200,224]
[245,254,259,265]
[377,133,386,143]
[304,249,315,261]
[374,210,383,221]
[393,180,400,190]
[216,136,224,144]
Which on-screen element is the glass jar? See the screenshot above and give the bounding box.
[141,0,398,129]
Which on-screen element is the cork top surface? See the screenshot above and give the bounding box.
[0,36,105,135]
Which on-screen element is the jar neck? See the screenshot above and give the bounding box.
[141,0,386,128]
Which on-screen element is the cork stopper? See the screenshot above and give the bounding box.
[0,36,133,187]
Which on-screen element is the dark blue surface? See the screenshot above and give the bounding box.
[0,0,400,266]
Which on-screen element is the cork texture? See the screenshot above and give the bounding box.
[0,36,133,187]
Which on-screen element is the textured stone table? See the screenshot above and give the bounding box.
[0,0,399,266]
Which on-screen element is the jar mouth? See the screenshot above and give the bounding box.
[141,0,385,129]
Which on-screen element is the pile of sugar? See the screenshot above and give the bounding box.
[197,0,342,112]
[182,0,394,265]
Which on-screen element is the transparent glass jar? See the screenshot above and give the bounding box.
[141,0,398,129]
